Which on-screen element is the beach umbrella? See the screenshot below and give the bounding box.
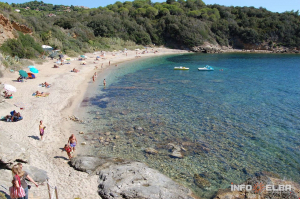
[66,57,71,60]
[30,68,39,74]
[19,70,28,78]
[28,65,36,69]
[80,55,85,58]
[59,54,64,58]
[4,84,16,92]
[96,56,100,58]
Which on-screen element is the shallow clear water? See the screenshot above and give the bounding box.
[76,53,300,198]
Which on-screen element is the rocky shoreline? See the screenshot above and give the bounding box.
[191,42,300,54]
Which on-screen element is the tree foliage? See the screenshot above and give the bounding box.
[0,0,299,59]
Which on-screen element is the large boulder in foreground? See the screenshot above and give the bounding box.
[98,161,195,199]
[71,156,196,199]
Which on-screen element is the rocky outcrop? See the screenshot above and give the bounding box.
[71,156,196,199]
[98,161,195,199]
[191,46,222,53]
[0,143,30,169]
[11,21,32,34]
[0,14,32,46]
[0,14,15,44]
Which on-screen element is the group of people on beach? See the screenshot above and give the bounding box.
[5,110,23,122]
[9,163,38,199]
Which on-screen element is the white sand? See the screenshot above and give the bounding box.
[0,48,190,199]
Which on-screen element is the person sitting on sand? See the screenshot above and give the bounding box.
[5,115,12,122]
[72,68,80,73]
[12,112,22,122]
[68,134,78,152]
[35,91,50,97]
[41,82,51,88]
[62,144,72,159]
[53,64,59,68]
[17,76,24,82]
[3,91,12,98]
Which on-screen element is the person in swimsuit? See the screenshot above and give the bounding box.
[39,120,46,141]
[68,134,78,152]
[103,79,106,87]
[62,144,72,159]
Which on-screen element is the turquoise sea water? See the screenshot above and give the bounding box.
[76,53,300,198]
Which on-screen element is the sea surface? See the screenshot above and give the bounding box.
[74,53,300,198]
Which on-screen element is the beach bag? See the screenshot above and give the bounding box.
[10,175,26,198]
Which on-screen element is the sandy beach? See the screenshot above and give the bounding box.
[0,47,190,199]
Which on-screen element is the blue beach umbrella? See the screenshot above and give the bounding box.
[19,70,28,78]
[80,55,86,58]
[28,65,36,69]
[30,68,39,74]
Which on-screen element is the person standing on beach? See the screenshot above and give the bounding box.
[39,120,45,141]
[68,134,78,152]
[109,61,110,66]
[103,79,106,87]
[12,164,39,199]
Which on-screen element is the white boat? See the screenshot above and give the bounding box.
[174,66,189,70]
[198,65,214,71]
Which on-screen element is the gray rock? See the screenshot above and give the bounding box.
[70,156,125,174]
[23,165,48,183]
[98,161,195,199]
[0,144,30,169]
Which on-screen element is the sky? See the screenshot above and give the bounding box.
[5,0,300,13]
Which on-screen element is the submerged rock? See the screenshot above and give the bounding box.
[194,174,211,188]
[145,148,158,155]
[168,143,184,158]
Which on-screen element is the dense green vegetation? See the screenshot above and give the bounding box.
[0,0,300,59]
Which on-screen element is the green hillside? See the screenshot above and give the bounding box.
[1,0,300,59]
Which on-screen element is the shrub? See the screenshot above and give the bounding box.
[34,58,46,65]
[65,49,79,57]
[0,33,43,59]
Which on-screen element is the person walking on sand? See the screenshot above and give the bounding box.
[68,134,78,152]
[92,75,95,82]
[39,120,46,141]
[12,164,39,199]
[62,144,72,159]
[109,61,110,66]
[103,79,106,87]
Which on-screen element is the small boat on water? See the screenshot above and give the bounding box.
[174,66,189,70]
[198,65,214,71]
